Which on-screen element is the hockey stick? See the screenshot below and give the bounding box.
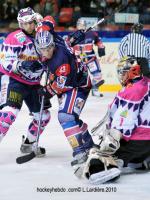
[85,2,129,33]
[91,108,110,135]
[16,94,45,164]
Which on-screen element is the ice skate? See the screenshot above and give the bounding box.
[71,152,88,166]
[92,88,103,97]
[20,135,46,157]
[71,152,88,178]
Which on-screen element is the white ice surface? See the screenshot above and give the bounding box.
[0,93,149,200]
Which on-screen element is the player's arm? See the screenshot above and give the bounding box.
[0,35,23,73]
[36,15,55,33]
[46,63,71,95]
[1,34,43,76]
[110,96,139,139]
[94,32,106,57]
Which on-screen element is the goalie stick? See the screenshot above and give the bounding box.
[91,108,110,135]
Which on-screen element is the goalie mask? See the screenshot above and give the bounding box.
[17,7,36,28]
[117,56,141,86]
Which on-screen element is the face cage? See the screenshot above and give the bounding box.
[36,43,55,53]
[117,67,130,86]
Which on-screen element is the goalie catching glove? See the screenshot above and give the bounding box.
[99,128,122,154]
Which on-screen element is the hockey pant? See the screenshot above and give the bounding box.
[58,88,94,156]
[0,74,50,142]
[115,140,150,168]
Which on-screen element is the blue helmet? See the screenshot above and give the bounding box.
[35,31,55,49]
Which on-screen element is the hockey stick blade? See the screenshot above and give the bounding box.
[16,152,36,164]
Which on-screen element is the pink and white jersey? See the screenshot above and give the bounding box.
[109,77,150,141]
[0,30,41,85]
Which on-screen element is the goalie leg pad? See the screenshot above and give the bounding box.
[83,148,121,184]
[89,167,121,184]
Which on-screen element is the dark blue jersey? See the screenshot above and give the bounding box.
[73,31,105,61]
[44,45,91,96]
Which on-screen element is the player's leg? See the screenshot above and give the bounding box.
[20,86,51,156]
[0,74,23,142]
[57,88,94,165]
[87,57,104,97]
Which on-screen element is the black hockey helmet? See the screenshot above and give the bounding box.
[131,23,143,34]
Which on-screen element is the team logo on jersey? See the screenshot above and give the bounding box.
[15,32,26,43]
[57,76,67,88]
[120,110,128,118]
[55,64,70,76]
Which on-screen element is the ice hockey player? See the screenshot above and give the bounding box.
[82,56,150,184]
[35,30,94,169]
[36,15,68,49]
[0,7,51,156]
[69,18,105,97]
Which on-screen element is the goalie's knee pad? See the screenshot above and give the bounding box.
[83,148,121,184]
[28,110,51,142]
[0,106,19,140]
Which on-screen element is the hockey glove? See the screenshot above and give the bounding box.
[69,30,85,47]
[98,47,105,57]
[38,86,52,98]
[20,61,43,72]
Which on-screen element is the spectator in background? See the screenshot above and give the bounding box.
[40,0,58,17]
[126,0,139,13]
[118,23,150,78]
[0,1,5,21]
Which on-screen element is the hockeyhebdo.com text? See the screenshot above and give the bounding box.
[36,186,117,193]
